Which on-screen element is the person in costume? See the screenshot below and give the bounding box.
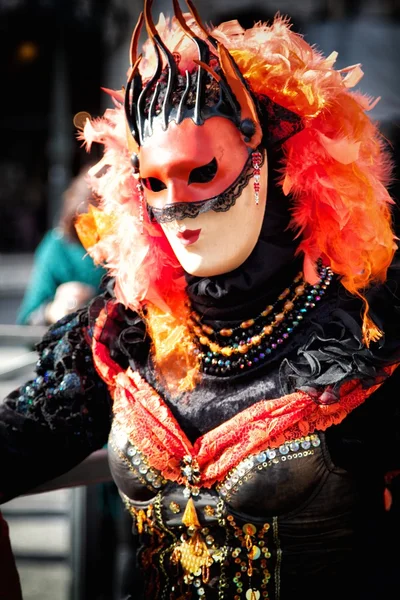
[1,2,400,599]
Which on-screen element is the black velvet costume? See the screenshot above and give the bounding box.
[1,237,399,600]
[1,149,399,600]
[2,5,400,600]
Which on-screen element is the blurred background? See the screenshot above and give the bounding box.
[0,0,399,599]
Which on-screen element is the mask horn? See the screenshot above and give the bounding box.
[218,43,262,149]
[124,10,145,152]
[125,56,143,153]
[184,0,260,144]
[173,0,210,124]
[144,0,177,130]
[125,119,139,154]
[173,0,195,37]
[192,60,221,82]
[185,0,217,48]
[129,11,144,66]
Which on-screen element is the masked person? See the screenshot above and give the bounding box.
[1,2,400,599]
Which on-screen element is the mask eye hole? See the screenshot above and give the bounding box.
[188,157,218,185]
[142,177,167,192]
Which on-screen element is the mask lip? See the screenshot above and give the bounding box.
[146,147,265,223]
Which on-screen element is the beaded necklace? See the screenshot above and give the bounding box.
[188,264,333,376]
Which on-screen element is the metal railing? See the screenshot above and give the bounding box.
[0,324,47,381]
[0,324,47,346]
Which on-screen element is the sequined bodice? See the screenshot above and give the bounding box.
[88,293,400,600]
[108,423,362,600]
[110,423,324,514]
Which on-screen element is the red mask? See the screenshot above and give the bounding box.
[140,116,251,221]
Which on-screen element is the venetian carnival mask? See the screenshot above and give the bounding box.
[124,0,300,277]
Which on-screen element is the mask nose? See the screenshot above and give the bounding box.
[166,178,195,205]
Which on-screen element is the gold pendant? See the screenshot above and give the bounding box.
[171,497,213,576]
[172,530,213,575]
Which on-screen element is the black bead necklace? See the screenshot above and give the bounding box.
[188,264,333,376]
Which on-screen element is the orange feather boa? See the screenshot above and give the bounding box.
[75,12,397,386]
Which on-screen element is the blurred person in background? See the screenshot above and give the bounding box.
[14,163,123,599]
[16,164,107,326]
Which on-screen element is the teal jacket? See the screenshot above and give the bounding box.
[17,228,106,325]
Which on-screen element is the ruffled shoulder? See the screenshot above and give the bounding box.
[280,253,400,402]
[0,307,113,502]
[87,279,150,373]
[7,308,111,439]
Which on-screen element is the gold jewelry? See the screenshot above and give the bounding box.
[188,273,306,357]
[188,264,333,376]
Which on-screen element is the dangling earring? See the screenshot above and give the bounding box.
[131,152,144,234]
[136,183,145,234]
[251,150,262,205]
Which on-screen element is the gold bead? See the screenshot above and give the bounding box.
[220,328,233,337]
[251,335,261,346]
[275,313,285,322]
[221,347,233,356]
[284,301,294,311]
[295,285,305,295]
[243,523,257,535]
[209,342,220,353]
[199,336,209,346]
[202,325,214,335]
[278,288,290,300]
[169,501,181,514]
[241,319,255,329]
[261,306,273,317]
[238,344,249,354]
[263,325,273,335]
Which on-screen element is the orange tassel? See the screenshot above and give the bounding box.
[362,313,384,348]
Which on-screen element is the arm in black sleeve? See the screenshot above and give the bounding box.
[0,310,112,504]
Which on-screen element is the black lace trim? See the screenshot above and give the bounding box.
[146,149,265,223]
